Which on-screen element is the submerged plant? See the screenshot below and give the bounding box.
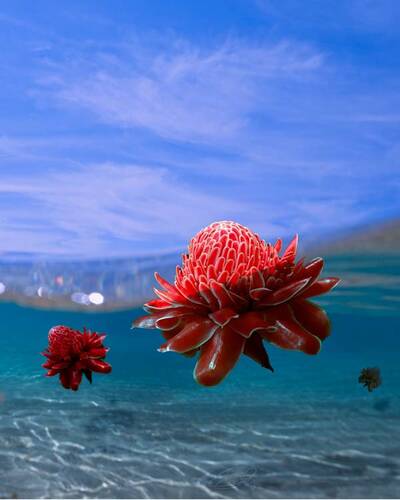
[133,220,340,386]
[42,325,111,390]
[359,367,382,392]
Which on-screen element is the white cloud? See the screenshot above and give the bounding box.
[0,163,266,257]
[38,39,323,145]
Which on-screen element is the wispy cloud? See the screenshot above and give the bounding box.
[0,163,270,257]
[1,152,388,258]
[38,39,323,145]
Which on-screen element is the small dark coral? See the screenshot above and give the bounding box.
[358,367,382,392]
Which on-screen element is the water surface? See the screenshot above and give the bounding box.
[0,254,399,498]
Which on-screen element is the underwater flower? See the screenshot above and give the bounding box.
[42,325,111,391]
[133,221,339,386]
[358,367,382,392]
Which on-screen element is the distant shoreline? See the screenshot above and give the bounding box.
[306,218,400,255]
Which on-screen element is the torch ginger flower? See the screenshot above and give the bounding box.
[42,325,111,391]
[133,221,340,386]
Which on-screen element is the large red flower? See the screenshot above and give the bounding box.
[133,221,340,386]
[42,325,112,391]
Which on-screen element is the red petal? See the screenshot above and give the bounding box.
[86,359,112,373]
[161,330,178,341]
[88,347,107,358]
[206,264,217,281]
[249,287,271,301]
[298,277,340,299]
[144,299,173,311]
[155,316,182,331]
[209,280,236,309]
[154,286,209,313]
[70,370,82,391]
[154,272,184,300]
[226,270,241,287]
[290,299,331,340]
[226,288,248,308]
[89,334,106,346]
[198,282,219,310]
[50,361,70,370]
[229,311,275,338]
[295,257,324,283]
[243,334,274,371]
[263,317,321,355]
[209,307,239,327]
[293,257,305,275]
[281,234,298,262]
[182,349,198,358]
[158,319,217,353]
[141,305,201,322]
[153,287,187,306]
[158,316,199,342]
[60,370,71,389]
[174,278,205,306]
[249,268,265,290]
[145,298,204,313]
[132,314,159,329]
[194,326,246,386]
[257,278,310,306]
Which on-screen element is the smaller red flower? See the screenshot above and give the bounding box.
[42,325,112,391]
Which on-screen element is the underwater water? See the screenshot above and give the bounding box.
[0,254,399,499]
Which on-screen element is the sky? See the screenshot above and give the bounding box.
[0,0,399,259]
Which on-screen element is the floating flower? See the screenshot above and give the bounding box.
[42,325,111,391]
[133,221,340,386]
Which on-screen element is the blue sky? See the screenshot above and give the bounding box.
[0,0,399,258]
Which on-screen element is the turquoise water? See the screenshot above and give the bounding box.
[0,255,399,498]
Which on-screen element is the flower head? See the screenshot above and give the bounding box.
[42,325,111,391]
[133,221,339,386]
